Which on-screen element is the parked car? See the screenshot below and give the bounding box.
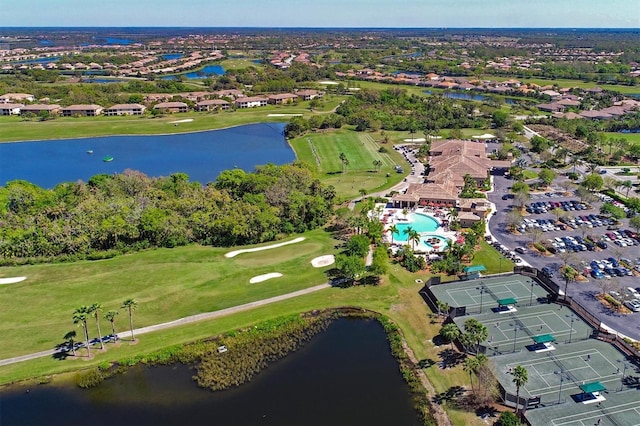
[515,247,528,254]
[541,267,554,278]
[624,300,640,312]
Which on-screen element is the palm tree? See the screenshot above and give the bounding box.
[72,306,91,358]
[560,266,579,301]
[436,300,450,319]
[441,323,460,350]
[512,365,529,414]
[373,159,383,172]
[63,330,77,356]
[463,356,480,392]
[105,310,119,342]
[408,229,421,250]
[388,224,398,244]
[339,152,349,173]
[121,298,138,341]
[89,303,105,350]
[621,180,633,198]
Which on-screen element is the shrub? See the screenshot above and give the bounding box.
[496,411,521,426]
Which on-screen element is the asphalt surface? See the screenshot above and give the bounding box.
[487,161,640,341]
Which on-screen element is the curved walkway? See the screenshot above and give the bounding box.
[0,283,331,367]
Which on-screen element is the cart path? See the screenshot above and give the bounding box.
[0,283,331,367]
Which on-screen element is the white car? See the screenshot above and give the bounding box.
[624,300,640,313]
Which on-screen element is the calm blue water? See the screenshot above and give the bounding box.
[102,37,133,45]
[162,65,226,80]
[162,53,183,61]
[7,57,60,65]
[423,90,517,104]
[420,234,450,250]
[0,123,293,188]
[393,213,440,241]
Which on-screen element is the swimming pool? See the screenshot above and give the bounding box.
[392,213,440,241]
[420,235,451,250]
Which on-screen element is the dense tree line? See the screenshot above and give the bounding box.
[334,88,488,132]
[0,163,335,263]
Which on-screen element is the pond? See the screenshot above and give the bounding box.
[0,123,294,188]
[162,53,184,61]
[0,318,421,426]
[162,65,226,80]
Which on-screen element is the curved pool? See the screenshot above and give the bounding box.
[392,213,440,241]
[420,234,450,250]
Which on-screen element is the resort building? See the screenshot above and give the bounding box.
[267,93,298,105]
[234,96,268,109]
[20,104,61,116]
[0,93,35,103]
[104,103,146,116]
[60,104,104,117]
[153,102,188,113]
[392,139,511,209]
[0,103,23,115]
[196,99,230,111]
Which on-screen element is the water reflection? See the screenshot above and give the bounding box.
[0,319,421,426]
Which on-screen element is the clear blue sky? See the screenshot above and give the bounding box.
[2,0,638,28]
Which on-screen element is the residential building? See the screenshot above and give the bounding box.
[60,104,104,117]
[20,104,61,116]
[0,93,35,103]
[296,89,323,101]
[268,93,298,105]
[196,99,230,111]
[234,96,268,108]
[104,103,146,116]
[0,103,23,115]
[154,102,188,113]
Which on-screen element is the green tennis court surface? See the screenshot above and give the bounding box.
[429,274,549,312]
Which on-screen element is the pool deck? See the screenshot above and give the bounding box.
[380,205,460,252]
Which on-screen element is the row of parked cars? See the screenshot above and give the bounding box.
[596,193,632,215]
[548,235,598,253]
[608,287,640,312]
[489,240,523,264]
[559,214,617,229]
[602,229,640,247]
[588,257,634,279]
[526,200,588,214]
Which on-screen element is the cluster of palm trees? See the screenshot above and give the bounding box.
[65,298,137,358]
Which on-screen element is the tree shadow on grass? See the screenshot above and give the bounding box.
[432,385,465,406]
[438,348,465,368]
[417,358,436,369]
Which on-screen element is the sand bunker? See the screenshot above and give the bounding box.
[225,237,306,258]
[311,255,335,268]
[318,81,338,85]
[0,276,26,285]
[170,119,194,123]
[267,114,303,117]
[472,133,496,139]
[249,272,283,284]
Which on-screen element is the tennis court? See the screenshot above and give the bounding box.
[429,274,550,312]
[491,339,640,426]
[455,304,594,354]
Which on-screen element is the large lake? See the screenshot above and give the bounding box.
[0,123,294,188]
[0,318,421,426]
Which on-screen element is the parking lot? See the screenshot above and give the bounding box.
[488,170,640,340]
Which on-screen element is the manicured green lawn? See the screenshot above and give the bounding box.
[489,76,640,95]
[0,95,346,143]
[290,128,407,199]
[523,170,539,180]
[0,229,337,360]
[604,132,640,144]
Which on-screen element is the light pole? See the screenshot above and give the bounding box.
[499,256,503,274]
[530,282,535,306]
[556,370,566,404]
[478,286,485,313]
[620,362,628,392]
[513,326,522,353]
[568,315,575,344]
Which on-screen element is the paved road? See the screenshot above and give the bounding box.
[486,157,640,341]
[0,283,331,367]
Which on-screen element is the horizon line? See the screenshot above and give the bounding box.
[0,26,638,30]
